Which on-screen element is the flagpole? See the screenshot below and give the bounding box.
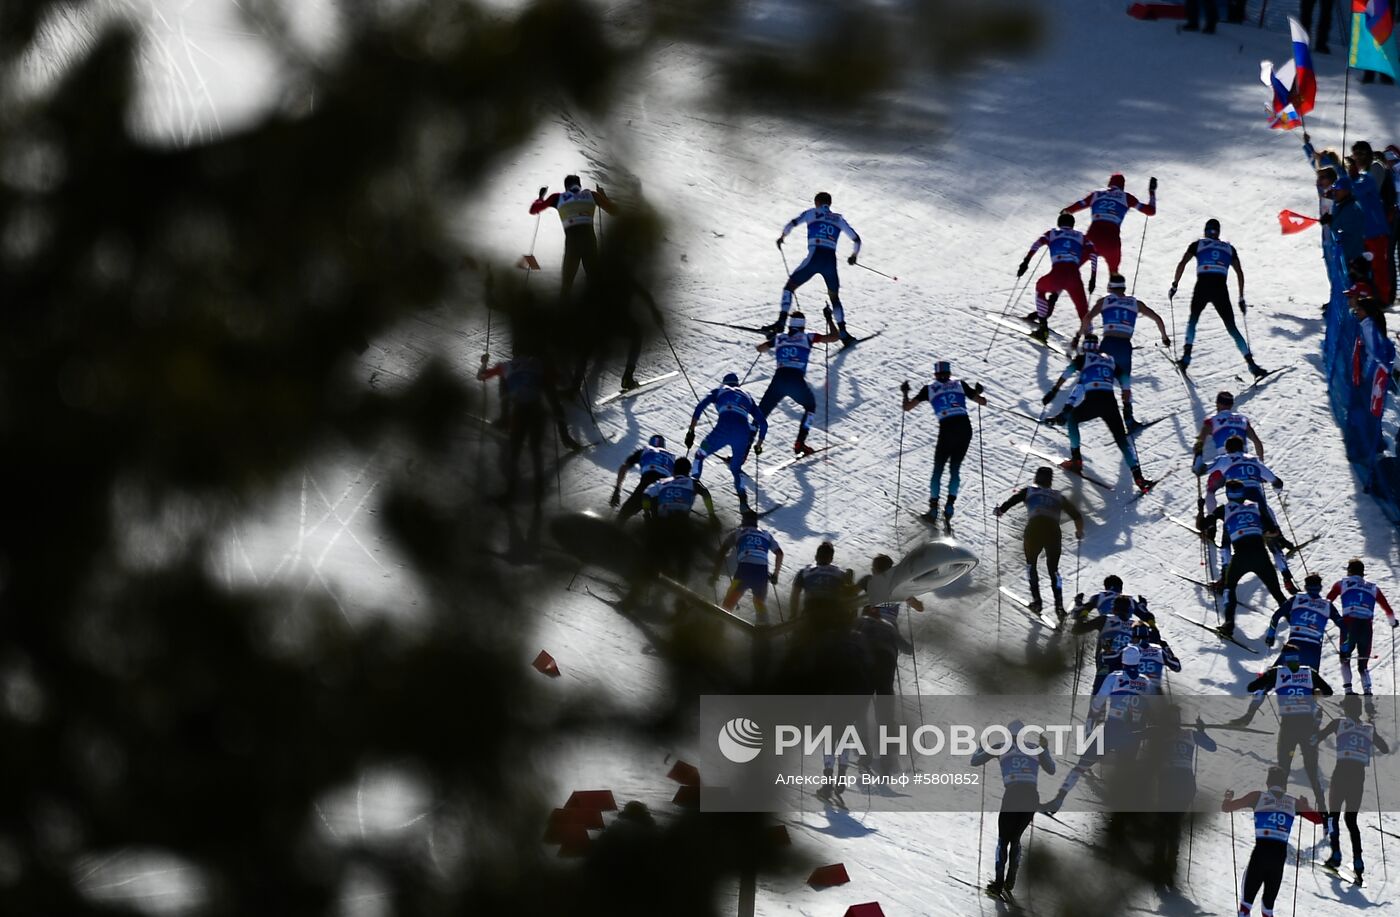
[1342,63,1351,152]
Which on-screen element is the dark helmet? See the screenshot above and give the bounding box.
[1113,595,1133,616]
[1204,218,1221,238]
[872,554,894,575]
[741,509,759,527]
[1225,478,1247,500]
[1104,574,1124,592]
[814,191,833,208]
[1304,572,1323,595]
[1108,172,1126,189]
[564,173,581,190]
[1348,558,1365,576]
[648,434,666,448]
[722,372,740,386]
[1107,273,1127,292]
[673,456,692,476]
[1216,390,1235,408]
[1131,622,1154,643]
[1082,332,1100,352]
[1282,642,1301,670]
[815,541,835,564]
[1224,435,1245,453]
[1034,466,1054,487]
[934,360,952,377]
[1057,212,1076,229]
[1342,693,1363,719]
[1266,766,1287,790]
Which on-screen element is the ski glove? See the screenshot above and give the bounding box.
[684,429,695,448]
[1149,176,1158,193]
[822,305,834,323]
[1239,298,1248,313]
[847,254,857,266]
[1088,276,1096,294]
[537,185,548,199]
[754,441,764,455]
[1264,627,1276,647]
[1168,284,1178,299]
[1017,260,1029,277]
[1392,617,1399,629]
[900,381,911,395]
[775,237,784,249]
[768,572,779,585]
[1192,454,1205,475]
[1040,390,1056,405]
[1319,213,1333,225]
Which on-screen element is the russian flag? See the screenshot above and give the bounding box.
[1260,61,1302,130]
[1356,0,1394,46]
[1288,17,1316,115]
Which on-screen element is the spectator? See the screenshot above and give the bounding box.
[1349,143,1394,303]
[1299,0,1336,54]
[1322,175,1367,266]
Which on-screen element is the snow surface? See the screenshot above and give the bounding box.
[59,0,1400,913]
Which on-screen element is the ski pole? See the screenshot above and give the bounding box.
[983,249,1045,363]
[906,609,926,734]
[1291,817,1301,917]
[894,389,907,546]
[976,763,987,886]
[657,320,700,401]
[854,261,898,282]
[977,403,989,542]
[738,350,763,386]
[995,515,1003,633]
[1229,807,1239,908]
[1129,189,1152,297]
[823,335,831,531]
[1393,624,1398,739]
[1074,531,1082,598]
[1279,495,1309,576]
[1166,291,1178,360]
[1375,758,1389,880]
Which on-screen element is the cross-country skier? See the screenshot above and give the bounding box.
[528,175,616,297]
[1200,435,1295,589]
[712,509,783,617]
[770,192,862,345]
[1144,707,1217,885]
[1018,212,1099,341]
[640,456,719,582]
[970,720,1056,901]
[1317,693,1391,879]
[901,360,988,530]
[1201,478,1289,637]
[1192,390,1266,470]
[1221,767,1325,917]
[687,372,768,510]
[477,352,581,500]
[994,466,1085,616]
[755,309,842,457]
[1232,642,1334,810]
[790,541,856,638]
[855,554,925,697]
[1073,273,1171,431]
[1327,559,1400,695]
[1132,622,1181,694]
[611,434,676,521]
[1265,573,1344,673]
[1071,589,1155,692]
[1061,174,1158,275]
[1168,218,1268,378]
[1043,644,1148,814]
[1042,333,1154,492]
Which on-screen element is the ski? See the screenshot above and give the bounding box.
[464,412,508,440]
[1372,824,1400,841]
[943,874,1023,909]
[1165,568,1271,615]
[1014,441,1113,490]
[1283,534,1322,558]
[595,372,680,407]
[1129,465,1177,503]
[691,317,773,336]
[1317,861,1364,886]
[1126,417,1167,437]
[843,329,884,346]
[1234,364,1297,395]
[999,586,1061,629]
[1169,610,1260,654]
[984,403,1067,437]
[1163,513,1209,540]
[906,508,954,536]
[763,437,859,476]
[979,313,1070,354]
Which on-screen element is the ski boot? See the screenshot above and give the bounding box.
[1027,596,1045,614]
[1030,319,1051,343]
[922,498,941,525]
[619,372,640,392]
[984,879,1005,898]
[1053,588,1066,619]
[1061,448,1084,474]
[793,438,816,458]
[1040,788,1067,816]
[1216,619,1236,638]
[558,426,583,451]
[1246,354,1269,379]
[1132,464,1153,494]
[942,495,956,533]
[1176,342,1193,372]
[1354,857,1365,881]
[1283,572,1299,595]
[838,322,858,348]
[1020,310,1041,324]
[759,314,785,337]
[1124,403,1145,435]
[1324,851,1342,870]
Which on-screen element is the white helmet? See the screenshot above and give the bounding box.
[1120,645,1142,668]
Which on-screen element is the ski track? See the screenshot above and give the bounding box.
[79,0,1400,913]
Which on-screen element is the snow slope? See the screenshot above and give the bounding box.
[72,0,1400,914]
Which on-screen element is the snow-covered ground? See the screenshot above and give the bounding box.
[60,0,1400,914]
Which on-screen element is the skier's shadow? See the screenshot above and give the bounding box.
[1150,884,1210,917]
[801,807,879,840]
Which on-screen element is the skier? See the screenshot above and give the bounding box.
[1264,573,1344,673]
[528,175,616,297]
[770,192,862,345]
[855,554,925,697]
[789,541,856,636]
[1232,642,1334,810]
[1131,621,1181,694]
[754,309,842,457]
[639,456,719,583]
[993,466,1085,616]
[900,360,988,530]
[686,372,768,510]
[611,434,676,521]
[1017,212,1099,341]
[1192,390,1266,470]
[477,351,580,500]
[1327,558,1400,696]
[1144,707,1217,885]
[1071,590,1155,692]
[1200,434,1294,589]
[970,720,1056,900]
[1167,218,1268,378]
[1201,478,1289,637]
[1073,273,1171,431]
[1317,693,1391,879]
[1043,643,1149,814]
[712,509,783,617]
[1061,173,1158,275]
[1042,332,1154,493]
[1221,767,1325,917]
